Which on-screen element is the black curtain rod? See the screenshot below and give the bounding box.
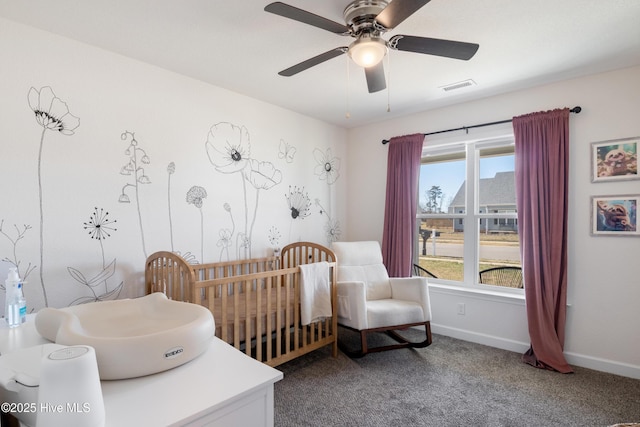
[381,106,582,145]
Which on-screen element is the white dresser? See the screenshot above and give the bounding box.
[0,317,283,427]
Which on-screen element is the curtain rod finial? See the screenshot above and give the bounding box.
[570,106,582,113]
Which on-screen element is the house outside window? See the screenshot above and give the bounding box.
[415,138,522,290]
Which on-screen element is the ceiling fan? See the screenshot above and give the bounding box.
[264,0,479,93]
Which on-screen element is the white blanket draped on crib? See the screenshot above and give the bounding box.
[299,261,332,325]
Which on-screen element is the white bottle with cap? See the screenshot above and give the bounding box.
[4,268,27,327]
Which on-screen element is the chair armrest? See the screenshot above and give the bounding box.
[389,277,432,321]
[336,281,368,330]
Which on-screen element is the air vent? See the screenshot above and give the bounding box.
[440,79,476,92]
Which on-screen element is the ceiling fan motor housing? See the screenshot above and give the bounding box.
[343,0,389,35]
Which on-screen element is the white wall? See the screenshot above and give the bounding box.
[0,18,347,310]
[346,65,640,378]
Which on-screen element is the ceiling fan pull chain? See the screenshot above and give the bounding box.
[386,51,391,113]
[345,53,351,119]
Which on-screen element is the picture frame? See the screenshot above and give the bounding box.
[591,137,639,182]
[591,195,639,236]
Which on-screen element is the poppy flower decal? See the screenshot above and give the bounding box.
[28,86,80,135]
[205,122,251,174]
[29,86,80,307]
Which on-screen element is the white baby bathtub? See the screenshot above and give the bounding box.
[35,293,215,380]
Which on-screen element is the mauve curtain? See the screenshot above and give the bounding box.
[513,108,573,373]
[381,133,424,277]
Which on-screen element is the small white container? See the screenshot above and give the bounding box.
[37,345,105,427]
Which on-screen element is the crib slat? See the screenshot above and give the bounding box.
[255,277,263,363]
[233,281,241,352]
[265,274,273,363]
[275,273,282,360]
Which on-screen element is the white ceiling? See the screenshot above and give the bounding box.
[2,0,640,128]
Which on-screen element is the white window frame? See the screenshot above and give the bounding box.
[416,135,522,295]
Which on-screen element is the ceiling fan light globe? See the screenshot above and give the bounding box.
[348,38,387,68]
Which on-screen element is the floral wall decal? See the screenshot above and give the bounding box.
[278,139,296,163]
[1,26,345,311]
[315,199,342,243]
[118,131,151,259]
[206,123,251,257]
[206,122,282,258]
[68,207,123,305]
[268,225,282,253]
[82,207,117,294]
[216,202,235,261]
[217,227,233,261]
[28,86,80,307]
[167,162,199,263]
[286,185,312,220]
[313,147,340,185]
[186,185,208,262]
[286,185,311,242]
[244,159,282,253]
[0,221,36,290]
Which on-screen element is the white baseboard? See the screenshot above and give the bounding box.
[564,351,640,380]
[430,323,530,353]
[430,323,640,380]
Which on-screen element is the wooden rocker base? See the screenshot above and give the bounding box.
[338,321,432,358]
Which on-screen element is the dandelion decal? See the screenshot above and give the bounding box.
[28,86,80,307]
[313,148,340,185]
[315,199,341,243]
[286,186,311,220]
[167,162,176,252]
[268,226,282,254]
[187,186,208,262]
[81,207,118,294]
[84,207,117,241]
[0,221,36,289]
[286,185,311,242]
[118,131,151,258]
[278,139,296,163]
[68,207,123,305]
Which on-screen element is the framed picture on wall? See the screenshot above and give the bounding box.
[591,195,639,236]
[591,137,639,182]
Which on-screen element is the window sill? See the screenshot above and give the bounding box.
[428,281,525,305]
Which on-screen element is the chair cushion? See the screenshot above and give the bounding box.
[366,299,425,329]
[338,265,392,300]
[333,241,392,300]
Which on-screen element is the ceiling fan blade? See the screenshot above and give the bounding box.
[364,62,386,93]
[278,47,348,77]
[265,2,349,35]
[389,35,479,60]
[375,0,431,30]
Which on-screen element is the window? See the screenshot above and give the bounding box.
[416,137,522,290]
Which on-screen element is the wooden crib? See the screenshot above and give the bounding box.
[144,242,338,367]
